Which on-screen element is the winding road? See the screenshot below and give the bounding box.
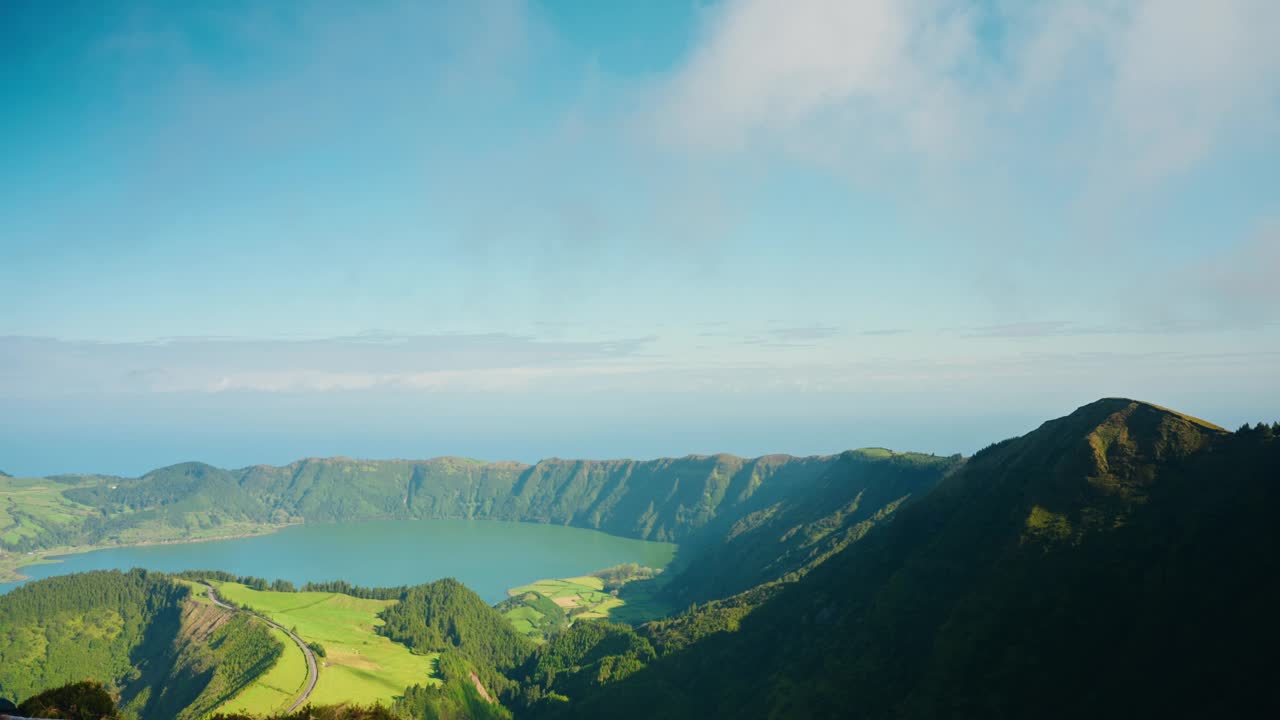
[202,582,318,713]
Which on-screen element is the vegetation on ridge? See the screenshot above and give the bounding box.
[207,581,437,711]
[7,399,1277,720]
[0,569,283,719]
[543,400,1280,719]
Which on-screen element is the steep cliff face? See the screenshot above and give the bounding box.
[662,449,960,604]
[47,448,956,557]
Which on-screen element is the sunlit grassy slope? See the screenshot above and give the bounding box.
[211,583,439,710]
[0,476,97,547]
[169,580,309,715]
[507,576,621,623]
[216,623,309,715]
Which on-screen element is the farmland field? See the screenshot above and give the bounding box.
[211,582,439,710]
[508,576,622,620]
[0,476,97,547]
[502,562,674,637]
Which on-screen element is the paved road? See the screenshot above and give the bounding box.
[203,582,318,713]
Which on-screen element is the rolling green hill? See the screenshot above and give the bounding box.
[0,569,284,719]
[208,581,438,710]
[376,578,530,720]
[546,399,1280,718]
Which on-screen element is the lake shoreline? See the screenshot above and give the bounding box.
[0,519,678,603]
[0,522,299,584]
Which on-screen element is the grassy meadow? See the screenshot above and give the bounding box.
[170,579,311,715]
[502,564,673,638]
[216,623,310,715]
[211,582,439,710]
[0,476,96,547]
[508,576,622,622]
[0,476,97,581]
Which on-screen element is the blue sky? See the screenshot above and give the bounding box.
[2,0,1278,476]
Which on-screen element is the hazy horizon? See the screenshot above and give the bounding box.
[0,395,1258,479]
[4,1,1277,477]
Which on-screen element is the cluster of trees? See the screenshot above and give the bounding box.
[393,653,511,720]
[639,582,783,656]
[373,579,541,719]
[170,570,289,592]
[168,570,409,600]
[179,615,285,719]
[9,680,403,720]
[1237,421,1280,436]
[0,569,283,720]
[298,579,407,600]
[215,707,400,720]
[588,563,659,592]
[2,680,121,720]
[0,569,185,703]
[510,622,655,712]
[494,591,568,640]
[493,581,793,715]
[377,579,533,673]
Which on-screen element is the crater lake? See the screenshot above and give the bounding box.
[0,519,677,602]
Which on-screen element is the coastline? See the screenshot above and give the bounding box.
[0,521,300,584]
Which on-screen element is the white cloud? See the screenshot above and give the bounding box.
[0,334,655,396]
[655,0,1280,196]
[658,0,979,158]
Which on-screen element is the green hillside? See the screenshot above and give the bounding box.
[547,400,1280,718]
[210,581,437,709]
[377,578,530,720]
[6,400,1277,719]
[4,449,954,598]
[0,569,283,719]
[663,449,960,604]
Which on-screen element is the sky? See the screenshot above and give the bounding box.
[2,0,1278,477]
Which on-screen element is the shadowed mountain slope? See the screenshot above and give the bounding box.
[551,399,1279,719]
[20,450,957,600]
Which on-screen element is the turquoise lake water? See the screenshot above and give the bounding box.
[0,519,677,603]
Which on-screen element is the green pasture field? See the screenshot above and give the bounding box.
[0,476,97,547]
[216,623,310,716]
[0,475,293,583]
[509,576,622,620]
[211,582,439,710]
[169,580,311,715]
[503,566,676,637]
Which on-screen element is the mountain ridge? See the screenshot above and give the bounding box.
[3,399,1275,719]
[5,444,961,603]
[547,398,1277,718]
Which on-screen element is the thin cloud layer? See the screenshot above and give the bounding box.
[656,0,1280,196]
[0,334,654,395]
[1,1,1277,475]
